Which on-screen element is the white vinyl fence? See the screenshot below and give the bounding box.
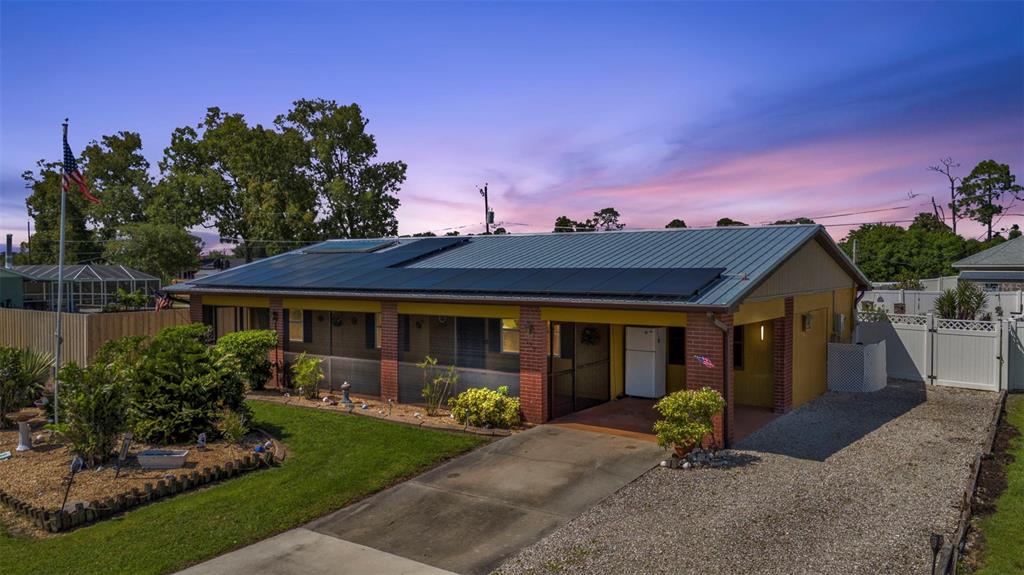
[865,289,1024,318]
[856,312,1023,392]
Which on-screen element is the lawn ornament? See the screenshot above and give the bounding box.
[16,421,32,452]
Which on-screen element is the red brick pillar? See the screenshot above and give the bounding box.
[380,302,399,401]
[269,296,285,389]
[189,294,203,323]
[685,311,734,447]
[518,306,549,424]
[772,297,794,414]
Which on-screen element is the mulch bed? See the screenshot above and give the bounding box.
[248,389,520,436]
[0,409,272,534]
[959,397,1021,571]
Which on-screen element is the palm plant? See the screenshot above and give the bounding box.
[935,282,989,320]
[0,347,53,427]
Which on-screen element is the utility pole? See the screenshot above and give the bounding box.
[479,183,492,235]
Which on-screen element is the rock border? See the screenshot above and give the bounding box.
[0,439,282,533]
[934,389,1007,574]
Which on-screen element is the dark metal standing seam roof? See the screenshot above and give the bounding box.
[168,225,869,309]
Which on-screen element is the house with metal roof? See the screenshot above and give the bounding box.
[953,236,1024,291]
[2,264,161,312]
[167,224,870,445]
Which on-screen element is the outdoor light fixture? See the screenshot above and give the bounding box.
[802,313,813,331]
[760,324,765,341]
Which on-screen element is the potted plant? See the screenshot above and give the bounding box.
[652,387,725,456]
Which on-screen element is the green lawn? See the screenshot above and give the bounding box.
[970,394,1024,575]
[0,401,486,575]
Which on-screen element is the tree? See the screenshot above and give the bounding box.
[956,160,1022,240]
[908,212,949,234]
[935,282,988,320]
[716,218,748,227]
[102,222,202,283]
[665,219,687,228]
[553,215,574,232]
[929,157,961,235]
[80,131,153,240]
[1009,224,1021,240]
[492,227,508,235]
[590,207,624,231]
[839,218,982,282]
[160,107,319,261]
[772,217,815,225]
[22,160,98,264]
[275,99,406,239]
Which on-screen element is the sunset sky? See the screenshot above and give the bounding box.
[2,1,1022,251]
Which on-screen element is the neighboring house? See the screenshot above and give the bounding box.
[177,256,257,282]
[167,225,870,446]
[0,264,161,312]
[954,236,1024,291]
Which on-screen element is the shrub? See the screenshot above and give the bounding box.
[0,347,52,428]
[417,355,457,416]
[653,387,725,451]
[936,282,988,320]
[51,362,127,465]
[448,386,520,429]
[291,352,323,400]
[215,330,277,391]
[128,323,249,444]
[217,410,249,444]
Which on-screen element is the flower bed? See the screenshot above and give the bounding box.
[0,414,281,533]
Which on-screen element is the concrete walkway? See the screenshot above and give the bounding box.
[179,425,664,575]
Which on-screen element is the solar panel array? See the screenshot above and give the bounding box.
[194,238,724,300]
[304,239,397,254]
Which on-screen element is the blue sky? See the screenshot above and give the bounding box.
[2,1,1022,249]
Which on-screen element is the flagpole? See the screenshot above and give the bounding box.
[54,119,69,426]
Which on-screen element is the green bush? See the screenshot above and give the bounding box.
[215,330,277,391]
[448,386,520,429]
[0,347,52,427]
[50,362,127,465]
[936,282,989,320]
[290,352,323,400]
[653,387,725,450]
[217,410,250,444]
[127,323,248,444]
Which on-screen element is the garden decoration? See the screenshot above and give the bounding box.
[340,381,353,405]
[0,451,11,461]
[580,326,601,346]
[16,421,32,452]
[693,355,715,368]
[61,455,84,512]
[387,398,394,417]
[113,432,134,479]
[137,449,189,469]
[197,432,207,450]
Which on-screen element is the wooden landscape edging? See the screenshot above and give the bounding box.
[935,390,1008,575]
[0,449,277,533]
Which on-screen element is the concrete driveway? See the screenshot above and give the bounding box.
[180,425,664,575]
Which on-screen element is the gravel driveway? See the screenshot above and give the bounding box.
[495,381,997,575]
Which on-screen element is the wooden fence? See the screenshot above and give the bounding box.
[0,307,190,366]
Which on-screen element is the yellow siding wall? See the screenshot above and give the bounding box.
[733,320,774,407]
[789,288,857,407]
[610,325,624,398]
[748,239,854,301]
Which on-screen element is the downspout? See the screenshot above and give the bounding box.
[706,312,731,449]
[854,288,867,343]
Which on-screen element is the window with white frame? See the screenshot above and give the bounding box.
[288,309,304,342]
[501,319,519,353]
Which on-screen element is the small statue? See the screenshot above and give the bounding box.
[340,381,353,406]
[16,421,32,452]
[197,433,207,450]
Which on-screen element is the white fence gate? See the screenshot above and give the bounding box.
[856,312,1023,392]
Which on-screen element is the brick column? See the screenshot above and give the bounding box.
[685,311,734,448]
[269,296,285,389]
[189,294,203,323]
[518,306,549,424]
[380,302,399,401]
[772,297,794,414]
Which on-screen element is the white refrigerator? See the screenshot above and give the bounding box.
[625,326,666,398]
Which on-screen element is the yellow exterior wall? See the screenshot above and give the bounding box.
[789,289,858,407]
[733,320,774,407]
[397,302,519,319]
[282,298,381,313]
[540,307,686,327]
[734,298,785,325]
[667,364,687,394]
[204,295,269,308]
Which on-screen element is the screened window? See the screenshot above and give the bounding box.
[733,325,745,370]
[501,319,519,353]
[288,309,304,343]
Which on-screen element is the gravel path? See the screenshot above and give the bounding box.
[494,381,996,575]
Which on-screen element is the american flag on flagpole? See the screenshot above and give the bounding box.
[693,355,715,368]
[63,130,100,204]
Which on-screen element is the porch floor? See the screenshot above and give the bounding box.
[550,398,780,444]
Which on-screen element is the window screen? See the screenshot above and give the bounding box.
[733,325,745,370]
[667,327,685,365]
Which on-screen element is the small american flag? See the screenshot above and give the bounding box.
[63,128,100,204]
[154,291,171,312]
[694,355,715,368]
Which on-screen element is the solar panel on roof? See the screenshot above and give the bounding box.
[636,268,725,297]
[588,269,670,295]
[305,239,397,254]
